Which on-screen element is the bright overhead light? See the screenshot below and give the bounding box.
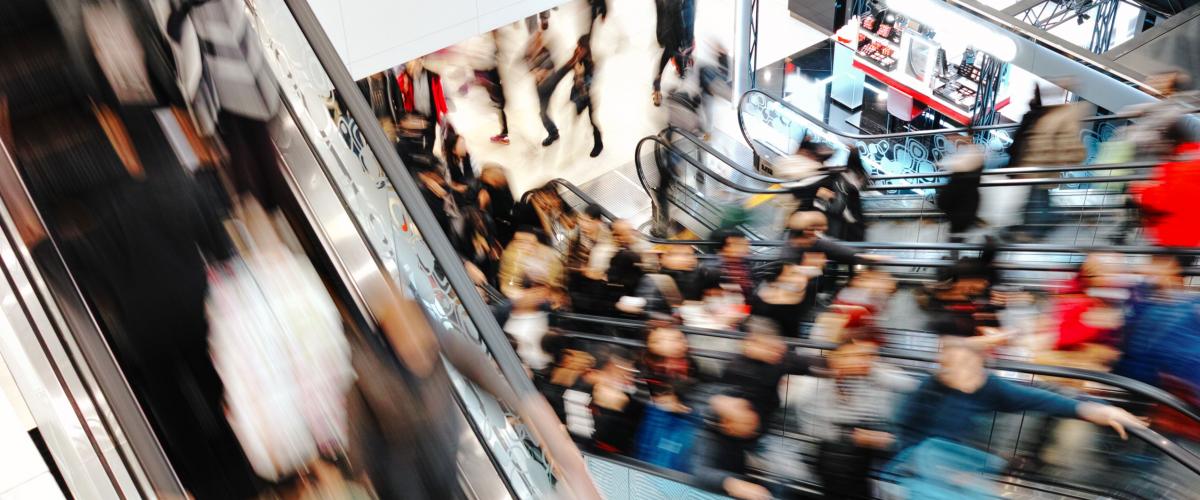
[887,0,1017,62]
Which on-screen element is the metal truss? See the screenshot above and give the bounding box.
[971,54,1007,127]
[748,0,760,88]
[1088,0,1121,52]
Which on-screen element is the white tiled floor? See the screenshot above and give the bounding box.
[423,0,827,196]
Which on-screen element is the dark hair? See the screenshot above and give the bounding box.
[711,228,747,250]
[844,153,870,186]
[593,345,633,370]
[931,313,977,338]
[584,203,605,220]
[648,380,682,398]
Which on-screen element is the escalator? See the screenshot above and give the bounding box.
[0,0,604,499]
[555,312,1200,500]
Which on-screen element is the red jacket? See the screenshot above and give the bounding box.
[396,71,447,123]
[1131,143,1200,247]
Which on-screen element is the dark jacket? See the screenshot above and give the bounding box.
[690,403,758,493]
[937,170,982,234]
[720,352,820,423]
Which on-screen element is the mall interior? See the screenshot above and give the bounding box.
[0,0,1199,498]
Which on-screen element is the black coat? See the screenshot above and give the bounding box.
[937,171,982,234]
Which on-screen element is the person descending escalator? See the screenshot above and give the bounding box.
[890,334,1144,499]
[936,144,985,246]
[478,164,516,247]
[804,329,917,499]
[1006,84,1088,242]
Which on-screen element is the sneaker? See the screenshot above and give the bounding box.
[542,132,560,146]
[490,134,510,145]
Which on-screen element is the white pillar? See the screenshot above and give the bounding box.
[732,0,754,98]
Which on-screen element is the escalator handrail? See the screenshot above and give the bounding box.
[280,1,599,498]
[566,329,1200,486]
[545,177,1200,257]
[637,134,1150,197]
[551,311,1200,434]
[666,125,1160,184]
[738,88,1199,143]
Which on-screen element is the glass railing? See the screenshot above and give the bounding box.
[635,126,1152,246]
[556,313,1200,500]
[244,0,595,497]
[737,89,1172,188]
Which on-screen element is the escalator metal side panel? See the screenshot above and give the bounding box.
[0,138,172,497]
[246,1,564,497]
[269,101,514,500]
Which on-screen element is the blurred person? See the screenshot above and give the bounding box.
[635,245,711,316]
[513,185,576,254]
[919,256,1007,344]
[458,206,504,287]
[586,346,646,454]
[588,0,608,24]
[347,284,596,500]
[569,35,604,157]
[895,335,1143,454]
[1128,141,1200,248]
[680,278,748,332]
[462,32,510,145]
[638,321,702,391]
[721,318,822,430]
[780,151,870,243]
[538,333,595,423]
[527,30,587,147]
[690,395,772,500]
[413,157,464,250]
[1118,71,1200,161]
[477,164,516,246]
[497,226,566,307]
[1113,255,1200,388]
[891,335,1144,498]
[1008,85,1089,241]
[749,263,810,338]
[606,219,646,303]
[394,58,448,156]
[633,381,698,472]
[936,144,985,245]
[804,331,917,499]
[652,0,697,106]
[441,123,474,190]
[567,204,612,315]
[707,228,753,299]
[698,43,732,136]
[784,211,889,266]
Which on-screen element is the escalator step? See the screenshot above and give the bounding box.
[0,0,54,36]
[0,33,82,119]
[11,108,131,202]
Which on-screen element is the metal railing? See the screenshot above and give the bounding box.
[553,312,1200,499]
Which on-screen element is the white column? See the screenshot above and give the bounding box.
[732,0,754,98]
